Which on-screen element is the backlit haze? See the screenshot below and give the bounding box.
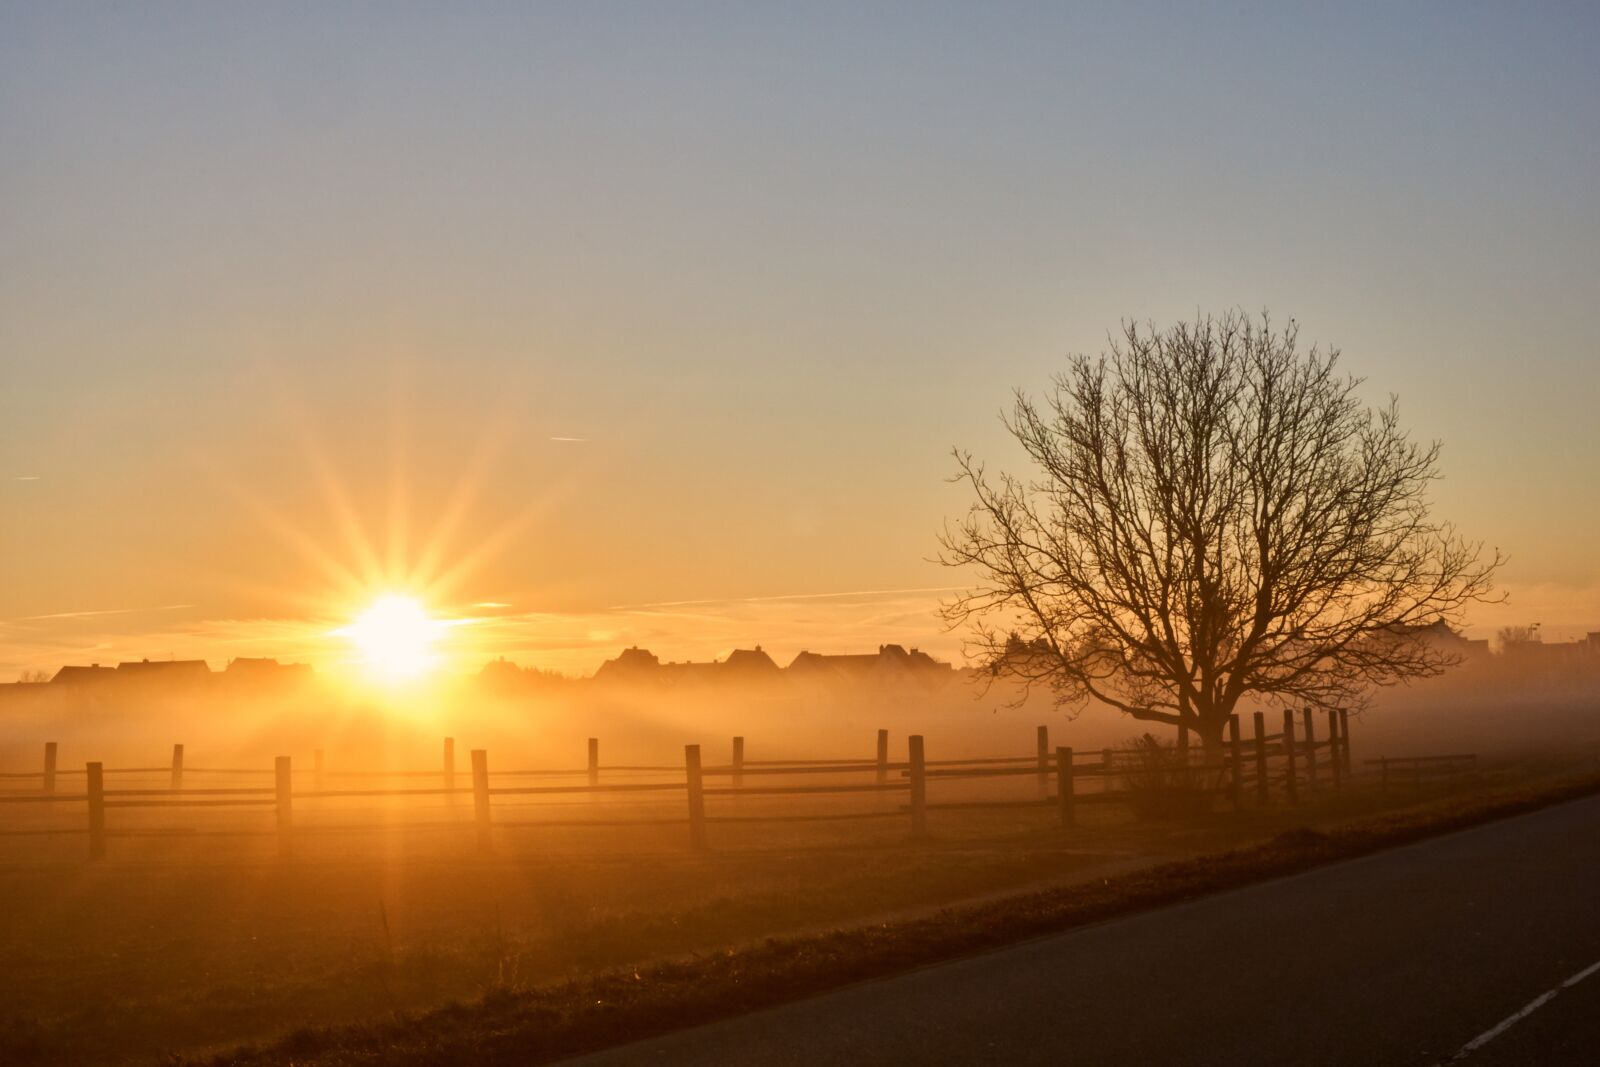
[3,4,1598,683]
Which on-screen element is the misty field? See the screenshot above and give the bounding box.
[0,800,1121,1063]
[2,672,1597,1064]
[1,737,1592,1065]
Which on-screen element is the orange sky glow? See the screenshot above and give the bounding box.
[3,7,1596,682]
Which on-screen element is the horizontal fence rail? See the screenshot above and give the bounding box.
[1368,753,1479,792]
[0,711,1469,858]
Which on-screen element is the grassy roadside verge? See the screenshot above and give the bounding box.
[196,771,1600,1067]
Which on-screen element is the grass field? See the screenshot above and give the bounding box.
[0,755,1592,1064]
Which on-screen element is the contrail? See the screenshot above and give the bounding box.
[16,603,194,622]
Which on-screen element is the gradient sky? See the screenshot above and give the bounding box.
[3,3,1598,677]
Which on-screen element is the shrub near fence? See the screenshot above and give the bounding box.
[0,712,1460,861]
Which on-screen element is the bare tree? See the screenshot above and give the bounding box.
[941,311,1500,752]
[1496,623,1541,652]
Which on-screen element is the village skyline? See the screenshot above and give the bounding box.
[16,623,1600,694]
[9,640,959,688]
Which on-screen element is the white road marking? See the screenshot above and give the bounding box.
[1441,957,1600,1062]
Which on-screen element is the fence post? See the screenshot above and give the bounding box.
[587,737,600,789]
[1282,710,1299,805]
[471,749,492,853]
[1035,725,1049,792]
[170,743,184,791]
[1338,708,1352,775]
[1056,746,1075,827]
[732,736,745,789]
[1228,714,1242,808]
[1253,712,1269,805]
[1103,748,1115,795]
[1302,709,1317,793]
[43,741,57,794]
[876,728,889,784]
[275,756,292,858]
[86,761,105,860]
[443,737,455,791]
[314,748,325,793]
[908,735,927,838]
[1327,710,1342,790]
[685,744,707,851]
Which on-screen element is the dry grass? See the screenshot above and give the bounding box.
[0,756,1594,1065]
[172,763,1600,1067]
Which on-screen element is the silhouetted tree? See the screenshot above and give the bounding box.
[1496,624,1541,652]
[941,311,1500,752]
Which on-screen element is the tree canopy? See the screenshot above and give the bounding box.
[941,311,1499,748]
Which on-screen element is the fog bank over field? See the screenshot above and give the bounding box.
[3,640,1597,774]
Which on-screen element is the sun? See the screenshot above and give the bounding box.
[340,595,446,682]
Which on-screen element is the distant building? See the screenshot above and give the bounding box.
[1381,621,1490,660]
[594,642,948,687]
[224,657,313,688]
[594,646,664,684]
[51,663,117,685]
[787,644,951,683]
[1503,634,1600,665]
[116,658,213,684]
[475,657,569,691]
[479,656,526,690]
[657,659,726,685]
[722,646,781,676]
[788,649,878,676]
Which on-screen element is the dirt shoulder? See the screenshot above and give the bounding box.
[189,768,1600,1067]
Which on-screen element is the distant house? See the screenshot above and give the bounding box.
[596,644,783,686]
[1503,633,1600,665]
[479,656,526,690]
[115,658,213,685]
[906,647,953,672]
[595,642,952,687]
[989,634,1056,675]
[657,659,725,685]
[475,657,569,691]
[1379,621,1490,660]
[722,646,780,676]
[788,649,878,676]
[788,644,951,683]
[51,663,117,685]
[1416,621,1489,658]
[594,646,664,684]
[224,657,313,689]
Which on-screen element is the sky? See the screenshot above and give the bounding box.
[2,3,1598,678]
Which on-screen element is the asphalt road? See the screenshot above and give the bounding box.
[567,793,1600,1065]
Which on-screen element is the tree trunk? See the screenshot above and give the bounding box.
[1196,715,1228,759]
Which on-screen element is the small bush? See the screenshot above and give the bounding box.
[1119,734,1217,821]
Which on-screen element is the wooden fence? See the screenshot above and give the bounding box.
[0,709,1420,861]
[1367,754,1479,792]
